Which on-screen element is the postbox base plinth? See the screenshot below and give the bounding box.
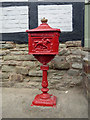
[31,94,56,107]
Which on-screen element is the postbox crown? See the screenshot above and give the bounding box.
[26,17,61,33]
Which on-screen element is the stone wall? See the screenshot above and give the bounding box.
[82,50,90,99]
[0,41,84,90]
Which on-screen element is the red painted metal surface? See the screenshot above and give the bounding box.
[31,65,56,107]
[26,18,60,55]
[26,17,61,107]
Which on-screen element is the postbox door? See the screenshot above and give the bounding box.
[28,32,59,55]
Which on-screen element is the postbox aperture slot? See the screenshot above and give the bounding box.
[31,33,54,37]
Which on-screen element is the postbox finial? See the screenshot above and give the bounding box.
[41,17,48,23]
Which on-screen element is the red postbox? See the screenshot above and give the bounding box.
[26,17,61,107]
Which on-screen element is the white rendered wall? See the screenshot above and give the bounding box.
[0,6,28,33]
[38,5,73,32]
[1,4,73,33]
[0,0,28,2]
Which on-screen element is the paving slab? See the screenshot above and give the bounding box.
[1,87,88,118]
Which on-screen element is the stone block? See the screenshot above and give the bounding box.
[72,63,83,70]
[82,72,89,98]
[2,72,9,79]
[64,50,71,56]
[2,79,9,82]
[0,73,2,79]
[11,47,28,51]
[2,65,15,72]
[1,44,14,49]
[36,67,41,71]
[0,59,2,63]
[2,60,22,66]
[55,62,70,70]
[4,55,36,61]
[10,47,28,51]
[0,41,6,44]
[0,81,16,87]
[9,73,23,82]
[10,51,24,55]
[87,74,90,91]
[23,77,30,82]
[67,69,80,76]
[87,74,90,81]
[83,62,90,74]
[0,44,2,49]
[81,51,88,57]
[59,43,66,48]
[0,56,2,59]
[0,82,10,87]
[70,48,82,55]
[49,79,61,84]
[22,61,35,68]
[52,56,66,63]
[35,61,42,67]
[16,44,28,48]
[27,77,41,82]
[0,82,2,87]
[55,83,68,91]
[59,48,68,56]
[52,56,70,70]
[0,65,1,70]
[83,53,90,73]
[48,62,53,69]
[6,42,15,44]
[16,66,29,75]
[10,51,28,55]
[69,76,82,87]
[0,50,10,56]
[3,55,14,61]
[29,70,42,77]
[66,55,81,62]
[66,41,81,47]
[0,51,7,56]
[83,54,90,62]
[52,76,63,80]
[27,81,40,87]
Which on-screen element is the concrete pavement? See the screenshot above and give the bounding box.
[1,86,88,118]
